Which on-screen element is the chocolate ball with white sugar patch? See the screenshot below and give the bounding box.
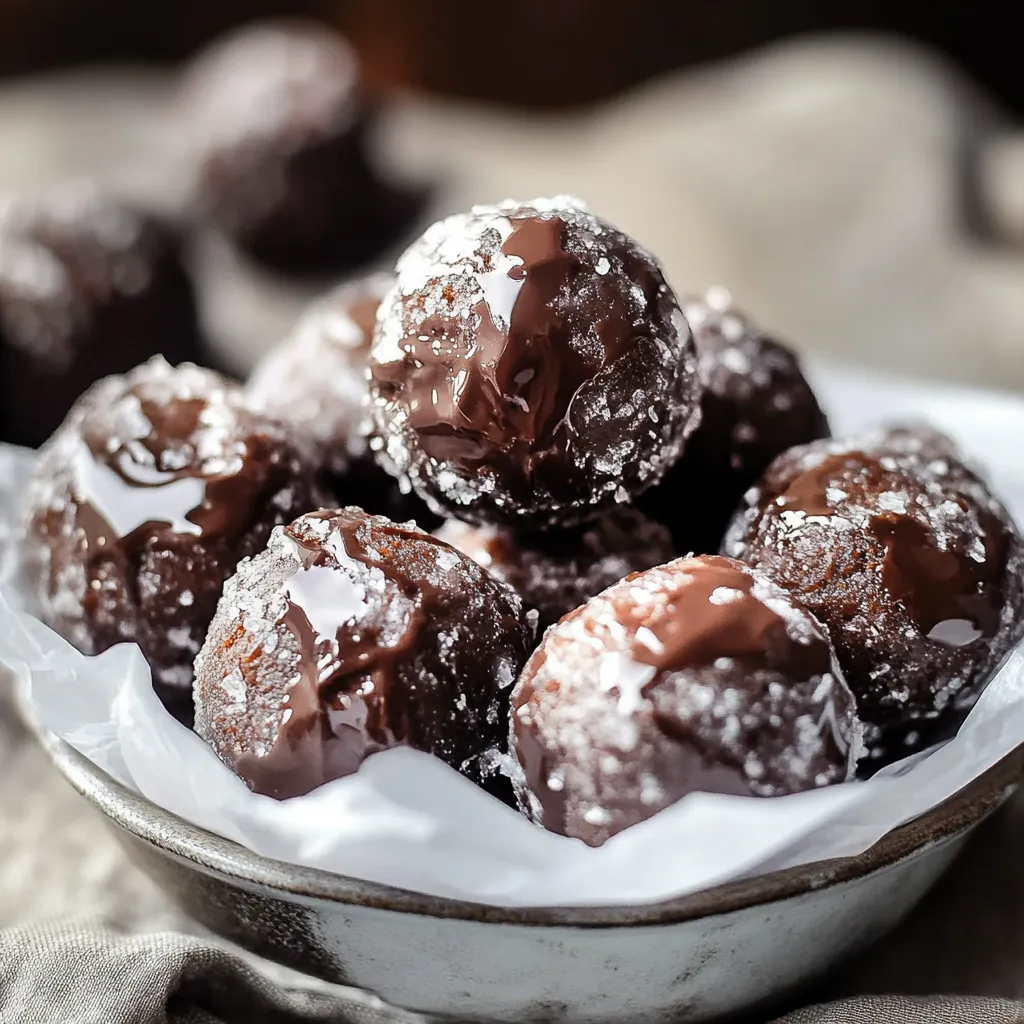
[194,508,532,799]
[724,426,1024,767]
[511,554,860,846]
[22,357,323,724]
[368,196,701,529]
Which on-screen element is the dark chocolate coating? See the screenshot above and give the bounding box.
[180,20,420,274]
[368,197,701,529]
[724,427,1024,766]
[437,508,677,636]
[22,358,322,723]
[247,273,440,529]
[0,186,205,449]
[511,555,860,846]
[639,290,829,554]
[194,508,533,799]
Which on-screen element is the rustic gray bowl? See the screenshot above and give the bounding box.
[38,726,1023,1024]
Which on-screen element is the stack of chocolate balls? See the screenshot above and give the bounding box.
[21,195,1024,849]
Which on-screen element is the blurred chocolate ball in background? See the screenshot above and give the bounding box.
[0,185,206,449]
[178,20,422,275]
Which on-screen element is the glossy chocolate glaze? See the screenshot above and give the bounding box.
[0,186,205,448]
[639,290,829,554]
[247,274,440,530]
[724,427,1024,766]
[437,508,677,636]
[194,508,532,799]
[396,212,642,464]
[511,554,860,846]
[23,358,322,722]
[369,197,700,528]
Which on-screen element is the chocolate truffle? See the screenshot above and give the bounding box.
[724,427,1024,766]
[437,508,677,636]
[194,508,532,799]
[0,185,204,449]
[180,20,419,273]
[639,289,829,553]
[511,555,860,846]
[246,273,439,528]
[23,357,322,723]
[368,196,701,529]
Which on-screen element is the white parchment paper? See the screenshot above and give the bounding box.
[2,364,1024,908]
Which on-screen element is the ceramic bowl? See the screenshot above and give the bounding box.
[36,725,1024,1024]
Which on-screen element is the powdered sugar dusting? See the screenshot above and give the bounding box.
[725,426,1024,761]
[368,196,700,527]
[181,22,360,159]
[0,184,161,367]
[511,555,861,846]
[247,273,393,470]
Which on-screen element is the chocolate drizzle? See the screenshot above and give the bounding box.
[24,358,322,723]
[197,507,532,800]
[774,452,878,518]
[628,556,828,681]
[768,444,1008,648]
[241,511,438,796]
[369,198,700,527]
[399,212,661,472]
[73,389,287,564]
[511,554,859,846]
[869,510,1006,646]
[724,427,1024,766]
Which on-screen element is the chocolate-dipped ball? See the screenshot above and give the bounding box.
[368,196,701,528]
[437,509,677,636]
[724,427,1024,766]
[194,508,532,799]
[247,274,439,528]
[23,357,322,723]
[0,185,204,449]
[511,555,860,846]
[180,20,419,274]
[639,289,829,553]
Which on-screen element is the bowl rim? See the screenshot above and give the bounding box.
[36,723,1024,927]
